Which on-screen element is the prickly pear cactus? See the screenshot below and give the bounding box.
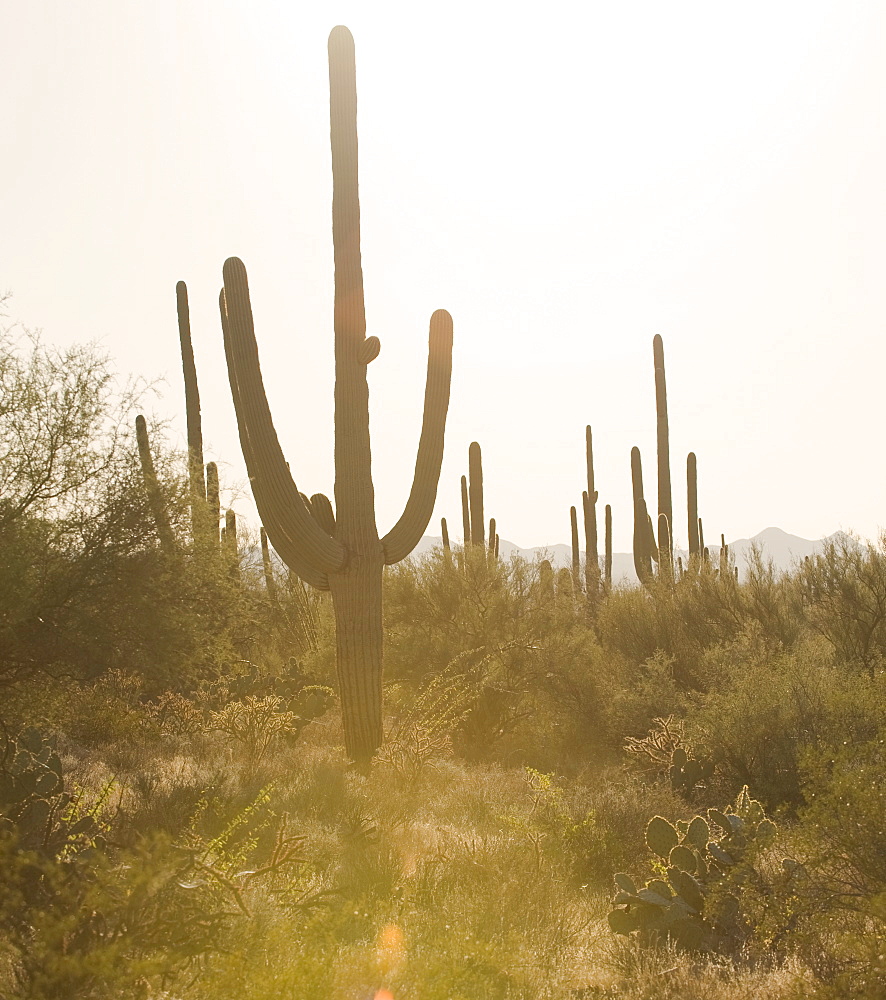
[608,785,778,952]
[669,745,715,798]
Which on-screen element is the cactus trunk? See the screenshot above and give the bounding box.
[604,503,612,591]
[687,451,699,565]
[468,442,485,548]
[570,504,581,590]
[653,335,673,572]
[584,426,600,596]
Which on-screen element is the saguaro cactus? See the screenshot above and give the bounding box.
[631,446,656,584]
[135,415,175,554]
[604,503,612,592]
[570,505,581,590]
[584,425,600,597]
[176,281,208,538]
[460,475,471,546]
[687,452,700,565]
[219,27,453,763]
[468,441,485,548]
[653,335,673,570]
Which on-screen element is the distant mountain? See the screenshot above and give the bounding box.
[409,527,850,584]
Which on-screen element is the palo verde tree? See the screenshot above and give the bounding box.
[219,26,453,763]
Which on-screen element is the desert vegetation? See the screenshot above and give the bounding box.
[2,22,884,1000]
[1,304,885,998]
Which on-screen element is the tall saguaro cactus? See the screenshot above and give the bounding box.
[631,446,656,584]
[219,26,453,763]
[687,451,700,565]
[468,441,485,548]
[584,425,600,597]
[653,335,673,570]
[176,281,207,538]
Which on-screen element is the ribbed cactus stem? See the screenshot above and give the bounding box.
[488,517,496,559]
[494,533,499,559]
[720,533,728,577]
[468,441,485,547]
[584,426,599,594]
[699,517,708,564]
[460,475,471,547]
[631,446,652,584]
[219,27,453,763]
[658,513,673,581]
[135,415,175,553]
[176,280,207,539]
[441,516,450,553]
[225,509,240,579]
[570,505,581,590]
[653,335,673,568]
[309,493,336,536]
[687,452,699,563]
[539,558,554,595]
[260,526,277,599]
[604,503,612,591]
[206,461,221,545]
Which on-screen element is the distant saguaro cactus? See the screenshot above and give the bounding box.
[604,503,612,592]
[687,451,700,566]
[469,441,485,548]
[219,27,453,763]
[135,415,175,554]
[584,425,600,597]
[260,526,277,599]
[460,475,471,547]
[631,446,656,584]
[653,335,673,571]
[176,281,209,539]
[205,461,221,544]
[570,505,581,590]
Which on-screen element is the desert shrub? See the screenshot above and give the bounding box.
[692,636,884,809]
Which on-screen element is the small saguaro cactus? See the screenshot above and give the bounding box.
[441,516,450,554]
[460,475,471,547]
[260,526,277,599]
[176,280,210,541]
[687,452,700,566]
[631,446,656,584]
[219,27,453,763]
[468,441,485,549]
[653,335,673,571]
[488,517,496,561]
[604,503,613,591]
[135,415,175,553]
[570,505,581,591]
[584,425,600,597]
[205,461,221,544]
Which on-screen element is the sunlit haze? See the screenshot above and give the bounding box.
[5,1,885,551]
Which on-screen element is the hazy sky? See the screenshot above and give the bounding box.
[4,1,886,551]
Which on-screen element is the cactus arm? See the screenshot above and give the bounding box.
[310,493,336,536]
[381,309,454,564]
[219,275,344,586]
